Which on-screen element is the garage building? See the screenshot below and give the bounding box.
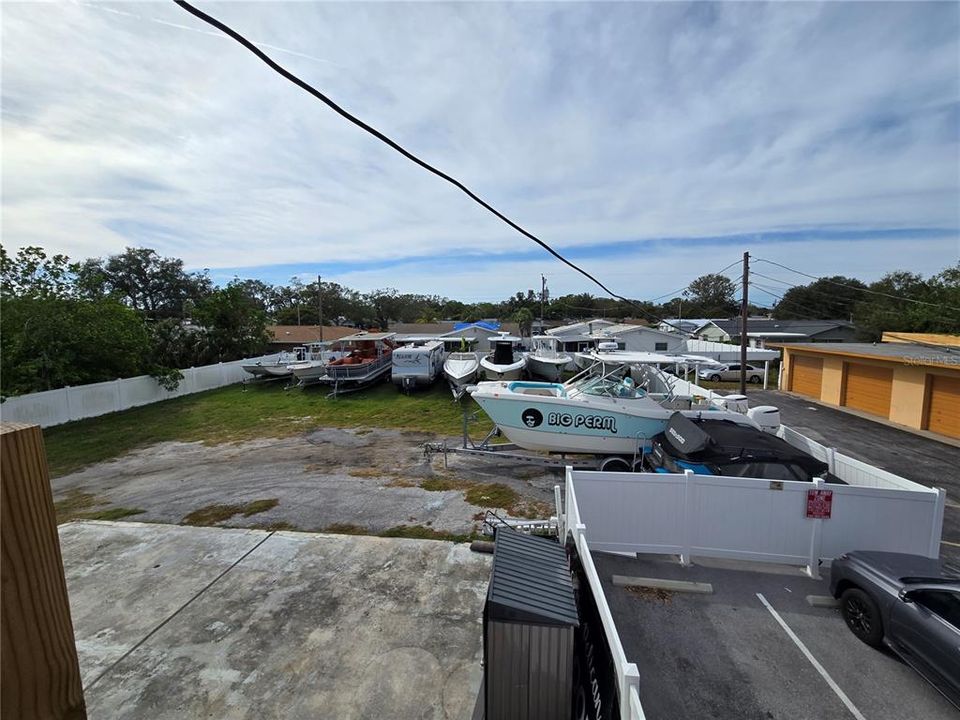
[773,338,960,441]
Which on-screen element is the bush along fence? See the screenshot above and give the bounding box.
[0,354,281,428]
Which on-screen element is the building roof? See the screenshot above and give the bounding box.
[770,342,960,370]
[659,319,717,333]
[390,322,519,336]
[266,325,358,344]
[711,318,854,337]
[545,318,615,336]
[600,323,678,339]
[881,332,960,347]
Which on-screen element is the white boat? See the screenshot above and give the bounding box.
[242,347,308,379]
[480,334,526,381]
[392,340,444,392]
[286,343,346,385]
[469,362,758,455]
[525,335,573,381]
[444,352,480,388]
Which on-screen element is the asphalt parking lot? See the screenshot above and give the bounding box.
[750,389,960,570]
[595,552,958,720]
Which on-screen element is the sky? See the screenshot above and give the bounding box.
[2,1,959,305]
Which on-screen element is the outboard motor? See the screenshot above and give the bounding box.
[747,405,781,433]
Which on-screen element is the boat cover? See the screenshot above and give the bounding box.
[661,414,828,476]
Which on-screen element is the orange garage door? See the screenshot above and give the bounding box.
[926,374,960,439]
[790,355,823,398]
[843,363,893,418]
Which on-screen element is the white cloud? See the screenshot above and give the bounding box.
[2,1,958,299]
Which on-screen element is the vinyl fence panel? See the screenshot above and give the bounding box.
[0,354,281,428]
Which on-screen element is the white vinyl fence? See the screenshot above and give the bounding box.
[0,354,281,428]
[561,477,645,720]
[566,467,945,576]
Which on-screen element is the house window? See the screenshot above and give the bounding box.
[655,342,668,351]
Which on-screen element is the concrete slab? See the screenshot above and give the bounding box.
[61,521,491,719]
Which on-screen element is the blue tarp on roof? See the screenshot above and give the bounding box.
[453,321,500,332]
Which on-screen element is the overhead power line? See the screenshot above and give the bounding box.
[172,0,702,334]
[753,257,960,312]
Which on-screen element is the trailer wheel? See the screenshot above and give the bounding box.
[599,456,631,472]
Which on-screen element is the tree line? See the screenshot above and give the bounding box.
[1,244,957,396]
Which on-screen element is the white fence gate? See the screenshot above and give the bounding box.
[0,354,281,428]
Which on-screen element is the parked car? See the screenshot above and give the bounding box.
[697,363,764,383]
[645,413,838,483]
[830,551,960,709]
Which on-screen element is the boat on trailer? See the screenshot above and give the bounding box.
[480,333,526,381]
[392,340,444,392]
[286,342,347,385]
[443,339,481,394]
[468,361,758,456]
[243,346,308,379]
[525,335,573,381]
[320,332,396,396]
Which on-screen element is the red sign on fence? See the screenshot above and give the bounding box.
[806,489,833,519]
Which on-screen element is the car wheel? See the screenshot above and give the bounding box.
[840,588,884,647]
[710,374,721,382]
[749,375,761,384]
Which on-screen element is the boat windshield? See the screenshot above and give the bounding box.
[578,376,647,399]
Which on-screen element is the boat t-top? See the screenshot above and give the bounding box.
[480,333,526,381]
[525,335,573,382]
[468,360,759,456]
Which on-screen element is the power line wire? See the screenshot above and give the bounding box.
[172,0,697,335]
[753,257,960,312]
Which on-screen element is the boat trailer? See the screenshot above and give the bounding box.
[422,406,651,472]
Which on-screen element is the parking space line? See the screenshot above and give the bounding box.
[941,540,960,548]
[756,593,866,720]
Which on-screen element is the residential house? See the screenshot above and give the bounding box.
[266,325,357,351]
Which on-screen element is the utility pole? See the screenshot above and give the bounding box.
[740,251,749,395]
[317,274,324,342]
[540,274,546,333]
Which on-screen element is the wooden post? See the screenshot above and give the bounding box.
[1,422,86,720]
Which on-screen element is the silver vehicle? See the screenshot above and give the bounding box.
[697,363,763,383]
[830,551,960,709]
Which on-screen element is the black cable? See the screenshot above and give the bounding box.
[753,257,960,312]
[172,0,696,334]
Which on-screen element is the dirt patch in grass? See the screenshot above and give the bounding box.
[464,483,520,509]
[54,490,100,522]
[385,477,418,488]
[247,520,300,532]
[80,507,146,521]
[348,467,384,478]
[44,382,493,477]
[181,498,279,526]
[380,524,477,544]
[624,586,674,604]
[420,476,471,492]
[54,491,146,523]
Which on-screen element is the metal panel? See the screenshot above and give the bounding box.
[486,620,573,720]
[487,529,579,627]
[790,355,823,398]
[843,363,893,417]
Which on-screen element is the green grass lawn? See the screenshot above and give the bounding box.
[43,380,493,478]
